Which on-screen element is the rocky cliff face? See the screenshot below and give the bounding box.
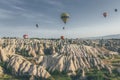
[34,44,113,76]
[0,38,118,78]
[0,39,51,79]
[7,54,51,79]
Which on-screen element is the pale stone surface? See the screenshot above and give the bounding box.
[0,38,118,77]
[34,44,114,75]
[7,55,51,78]
[0,66,4,75]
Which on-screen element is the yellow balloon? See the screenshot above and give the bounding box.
[61,13,69,24]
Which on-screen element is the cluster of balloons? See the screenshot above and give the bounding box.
[29,9,118,40]
[103,9,118,18]
[60,13,70,40]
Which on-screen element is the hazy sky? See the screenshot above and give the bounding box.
[0,0,120,38]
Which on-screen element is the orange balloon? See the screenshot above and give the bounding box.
[61,36,64,40]
[23,34,28,39]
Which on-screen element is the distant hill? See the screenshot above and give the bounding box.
[86,34,120,39]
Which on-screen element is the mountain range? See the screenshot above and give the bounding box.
[86,34,120,39]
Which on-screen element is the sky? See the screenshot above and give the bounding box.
[0,0,120,38]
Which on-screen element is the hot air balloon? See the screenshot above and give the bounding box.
[115,9,118,12]
[23,34,28,39]
[103,12,107,18]
[36,24,39,28]
[63,27,65,30]
[61,36,64,40]
[61,13,70,24]
[60,13,69,39]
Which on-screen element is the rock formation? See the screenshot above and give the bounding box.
[0,38,119,79]
[7,54,51,79]
[0,66,4,75]
[34,44,114,75]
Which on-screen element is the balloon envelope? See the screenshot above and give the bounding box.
[61,36,64,40]
[36,24,39,28]
[63,27,65,30]
[23,34,28,39]
[103,12,107,18]
[115,9,117,12]
[61,13,69,24]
